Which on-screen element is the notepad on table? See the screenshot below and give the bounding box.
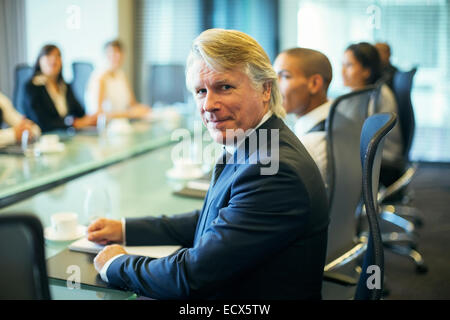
[69,237,181,258]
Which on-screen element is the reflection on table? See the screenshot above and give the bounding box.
[0,143,205,299]
[0,107,195,208]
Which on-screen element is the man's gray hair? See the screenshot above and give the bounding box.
[186,28,286,118]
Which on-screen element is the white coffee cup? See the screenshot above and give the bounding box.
[50,212,79,239]
[40,134,59,146]
[107,119,132,134]
[174,159,201,174]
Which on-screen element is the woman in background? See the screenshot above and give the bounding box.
[0,91,40,147]
[342,42,404,186]
[85,40,150,118]
[23,44,96,133]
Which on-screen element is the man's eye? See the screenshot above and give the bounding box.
[221,85,232,90]
[196,88,207,95]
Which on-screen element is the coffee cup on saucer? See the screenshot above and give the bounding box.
[107,119,133,135]
[40,134,59,147]
[36,134,65,153]
[44,212,86,241]
[167,158,204,180]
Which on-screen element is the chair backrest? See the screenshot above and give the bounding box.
[325,86,378,263]
[149,64,187,105]
[12,64,33,114]
[0,214,51,300]
[71,62,94,110]
[355,112,396,300]
[392,68,417,158]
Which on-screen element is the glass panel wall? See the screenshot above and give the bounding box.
[280,0,450,161]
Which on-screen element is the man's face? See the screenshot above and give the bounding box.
[190,59,271,144]
[274,53,311,117]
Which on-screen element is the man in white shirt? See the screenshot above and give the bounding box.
[0,91,40,147]
[274,48,333,185]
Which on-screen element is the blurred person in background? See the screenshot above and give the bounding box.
[274,47,333,185]
[0,91,40,147]
[342,42,403,186]
[375,42,398,90]
[85,40,150,119]
[22,44,96,133]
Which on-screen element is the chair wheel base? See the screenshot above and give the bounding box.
[416,264,428,274]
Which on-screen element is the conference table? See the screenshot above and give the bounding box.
[0,108,209,299]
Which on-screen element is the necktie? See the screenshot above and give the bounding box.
[211,148,230,186]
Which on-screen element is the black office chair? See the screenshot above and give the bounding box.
[321,87,378,299]
[374,69,427,273]
[378,67,418,203]
[354,112,396,300]
[12,64,33,114]
[0,214,51,300]
[148,64,188,105]
[71,62,94,110]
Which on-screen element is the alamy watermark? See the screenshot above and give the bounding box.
[66,265,81,290]
[66,5,81,30]
[170,121,280,175]
[366,264,381,290]
[366,4,381,30]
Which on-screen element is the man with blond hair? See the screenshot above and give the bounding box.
[88,29,329,299]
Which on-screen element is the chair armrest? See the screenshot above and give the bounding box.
[323,271,358,286]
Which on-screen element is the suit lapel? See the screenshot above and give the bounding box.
[193,115,282,244]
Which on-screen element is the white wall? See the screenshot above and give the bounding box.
[25,0,119,81]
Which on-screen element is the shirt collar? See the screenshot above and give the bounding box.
[294,100,332,136]
[224,110,273,155]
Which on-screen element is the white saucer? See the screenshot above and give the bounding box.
[166,167,204,180]
[35,142,65,154]
[107,120,134,135]
[44,225,87,242]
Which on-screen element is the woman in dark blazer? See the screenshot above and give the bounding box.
[23,44,96,133]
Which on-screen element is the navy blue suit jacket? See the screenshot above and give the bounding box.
[107,115,329,299]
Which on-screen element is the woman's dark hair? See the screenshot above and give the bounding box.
[104,39,124,52]
[345,42,381,85]
[32,44,64,83]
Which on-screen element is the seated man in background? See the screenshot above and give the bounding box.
[375,42,398,91]
[0,91,40,147]
[273,48,333,185]
[85,40,150,119]
[87,29,329,300]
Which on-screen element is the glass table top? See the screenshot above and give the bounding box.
[0,110,195,208]
[0,142,206,299]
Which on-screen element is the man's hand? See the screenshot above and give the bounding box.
[87,218,123,245]
[93,244,127,273]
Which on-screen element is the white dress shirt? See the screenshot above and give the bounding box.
[0,92,41,147]
[294,100,332,185]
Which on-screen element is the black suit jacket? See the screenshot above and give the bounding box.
[22,79,85,133]
[108,115,329,299]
